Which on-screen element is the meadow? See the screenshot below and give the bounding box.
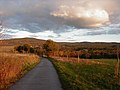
[0,52,40,90]
[0,39,41,90]
[49,57,120,90]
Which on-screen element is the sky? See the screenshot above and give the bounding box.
[0,0,120,42]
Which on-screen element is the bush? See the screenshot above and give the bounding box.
[15,44,35,53]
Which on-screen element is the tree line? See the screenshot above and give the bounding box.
[15,40,119,59]
[14,44,43,55]
[43,40,119,59]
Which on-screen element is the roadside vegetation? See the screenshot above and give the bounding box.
[0,40,43,90]
[0,53,40,90]
[49,58,120,90]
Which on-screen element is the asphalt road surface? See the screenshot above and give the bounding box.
[9,58,63,90]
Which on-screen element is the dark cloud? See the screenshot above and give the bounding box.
[86,29,120,36]
[0,0,120,34]
[108,29,120,35]
[86,23,120,36]
[86,31,106,36]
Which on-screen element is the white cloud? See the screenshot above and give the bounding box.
[0,0,120,42]
[4,27,120,42]
[51,3,110,28]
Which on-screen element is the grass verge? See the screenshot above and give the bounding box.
[49,57,120,90]
[0,53,40,90]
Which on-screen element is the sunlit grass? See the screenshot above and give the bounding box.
[0,46,14,53]
[49,57,120,90]
[0,53,40,90]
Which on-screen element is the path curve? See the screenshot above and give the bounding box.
[9,58,63,90]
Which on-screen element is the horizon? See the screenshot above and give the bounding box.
[1,37,120,43]
[0,0,120,42]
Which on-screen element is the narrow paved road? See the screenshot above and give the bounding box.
[9,58,63,90]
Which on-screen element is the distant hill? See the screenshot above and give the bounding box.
[0,38,120,49]
[60,42,120,50]
[0,38,45,46]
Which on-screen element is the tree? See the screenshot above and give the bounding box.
[43,40,59,56]
[15,45,23,53]
[62,46,72,61]
[0,20,4,39]
[0,20,7,39]
[15,44,32,53]
[23,44,31,53]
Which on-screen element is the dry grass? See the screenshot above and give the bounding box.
[51,56,107,65]
[0,46,14,53]
[0,53,40,90]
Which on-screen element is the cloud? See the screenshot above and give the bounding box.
[0,0,120,42]
[51,5,110,28]
[86,31,106,36]
[0,0,119,31]
[3,27,120,42]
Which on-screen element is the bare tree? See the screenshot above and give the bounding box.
[0,20,3,39]
[0,19,7,46]
[0,20,6,40]
[0,14,8,39]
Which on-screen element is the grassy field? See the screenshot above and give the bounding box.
[0,40,41,90]
[0,53,40,90]
[49,58,120,90]
[0,46,14,53]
